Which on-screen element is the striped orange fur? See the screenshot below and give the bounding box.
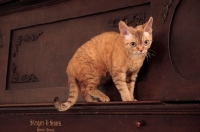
[54,17,153,111]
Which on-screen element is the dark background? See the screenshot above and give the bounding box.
[0,0,200,132]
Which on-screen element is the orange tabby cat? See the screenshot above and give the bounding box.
[54,17,153,111]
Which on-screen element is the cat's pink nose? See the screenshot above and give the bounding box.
[137,47,144,52]
[138,49,143,52]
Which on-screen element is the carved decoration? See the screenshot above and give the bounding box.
[13,31,43,57]
[13,36,22,57]
[162,0,173,23]
[12,63,39,83]
[23,31,43,42]
[11,31,43,83]
[0,30,3,48]
[108,13,145,27]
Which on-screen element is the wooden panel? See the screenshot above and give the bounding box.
[1,115,200,132]
[0,0,152,104]
[6,2,150,91]
[1,103,200,132]
[135,0,200,101]
[0,0,200,105]
[0,0,69,16]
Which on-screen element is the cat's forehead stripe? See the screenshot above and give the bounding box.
[134,31,143,44]
[135,31,143,37]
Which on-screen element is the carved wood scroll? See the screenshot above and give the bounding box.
[11,31,43,83]
[12,63,39,83]
[13,32,43,57]
[108,13,145,27]
[162,0,173,23]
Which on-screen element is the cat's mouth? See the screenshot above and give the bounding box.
[138,52,146,54]
[131,52,146,57]
[136,51,146,55]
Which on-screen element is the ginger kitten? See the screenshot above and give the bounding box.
[54,17,153,111]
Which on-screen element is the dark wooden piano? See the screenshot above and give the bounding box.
[0,0,200,131]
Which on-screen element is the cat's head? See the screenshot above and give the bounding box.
[119,17,153,57]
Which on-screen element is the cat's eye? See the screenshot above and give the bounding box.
[130,42,136,47]
[144,40,149,45]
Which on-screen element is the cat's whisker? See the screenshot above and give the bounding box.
[145,49,155,61]
[148,49,156,56]
[145,53,151,62]
[148,53,152,58]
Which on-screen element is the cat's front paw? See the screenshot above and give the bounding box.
[122,95,133,101]
[100,96,110,102]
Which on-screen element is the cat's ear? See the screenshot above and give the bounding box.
[119,21,131,37]
[144,17,153,33]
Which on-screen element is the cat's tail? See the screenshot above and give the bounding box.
[54,74,79,111]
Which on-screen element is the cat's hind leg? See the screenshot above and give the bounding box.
[87,89,110,102]
[80,84,95,102]
[82,77,110,102]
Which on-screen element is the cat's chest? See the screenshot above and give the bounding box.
[127,58,144,72]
